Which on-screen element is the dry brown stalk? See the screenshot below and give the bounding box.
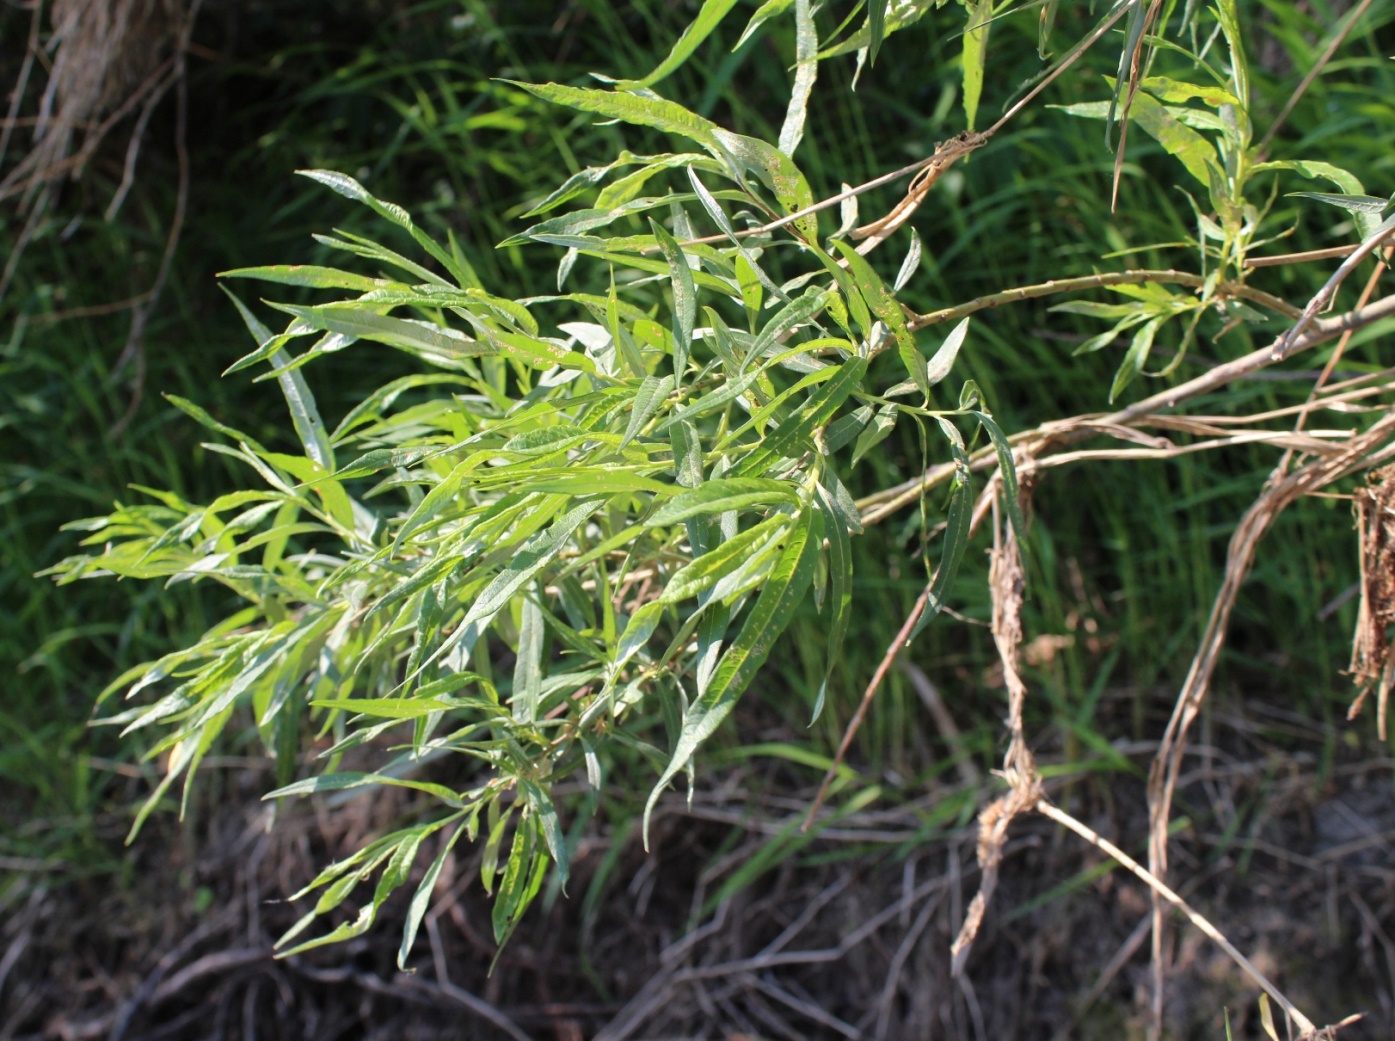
[1348,464,1395,740]
[849,132,987,254]
[1245,229,1395,269]
[1036,799,1320,1036]
[950,503,1040,977]
[1144,412,1395,1038]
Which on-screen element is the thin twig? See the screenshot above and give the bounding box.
[676,134,987,249]
[1245,229,1395,269]
[1144,414,1395,1040]
[1276,229,1395,359]
[909,269,1301,330]
[676,0,1130,254]
[1036,799,1318,1036]
[1256,0,1376,156]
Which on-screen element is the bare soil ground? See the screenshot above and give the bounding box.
[4,691,1393,1041]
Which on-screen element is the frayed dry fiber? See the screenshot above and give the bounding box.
[1349,464,1395,740]
[1,0,185,208]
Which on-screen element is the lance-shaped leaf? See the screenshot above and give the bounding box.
[907,419,973,644]
[736,0,794,48]
[974,410,1027,540]
[962,0,992,129]
[830,241,923,394]
[649,478,798,526]
[852,403,898,465]
[810,483,853,724]
[1109,314,1165,402]
[512,591,545,725]
[622,373,675,449]
[711,130,818,241]
[224,290,336,473]
[925,316,971,387]
[511,81,720,150]
[650,218,696,379]
[643,505,822,845]
[267,303,490,360]
[491,817,548,946]
[419,498,602,678]
[297,170,475,288]
[733,356,868,477]
[219,265,386,292]
[624,0,742,88]
[868,0,887,65]
[779,0,818,156]
[398,819,467,969]
[518,778,568,886]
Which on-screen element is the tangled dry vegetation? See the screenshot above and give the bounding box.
[2,0,197,427]
[5,715,1394,1039]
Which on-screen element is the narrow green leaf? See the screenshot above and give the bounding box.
[1038,0,1060,58]
[735,254,763,331]
[626,0,741,87]
[421,499,601,677]
[894,229,922,292]
[512,591,545,725]
[622,374,675,449]
[670,420,704,488]
[686,168,793,303]
[1213,0,1249,113]
[1288,191,1390,214]
[735,0,794,49]
[297,170,474,288]
[908,419,972,643]
[1139,76,1240,108]
[518,778,569,886]
[662,514,789,603]
[733,355,869,477]
[1109,314,1164,402]
[649,478,797,525]
[962,0,992,130]
[830,239,921,391]
[851,403,898,465]
[510,81,720,149]
[267,303,490,360]
[219,265,385,292]
[223,290,336,472]
[778,0,818,157]
[810,484,852,724]
[1255,159,1379,239]
[868,0,886,66]
[925,316,970,387]
[492,819,536,944]
[974,411,1026,540]
[643,506,822,846]
[398,820,467,969]
[649,218,696,380]
[1062,93,1218,188]
[710,130,818,241]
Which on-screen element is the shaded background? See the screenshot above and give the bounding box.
[3,1,1395,1037]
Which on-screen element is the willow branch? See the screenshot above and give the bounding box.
[908,270,1301,331]
[858,295,1395,525]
